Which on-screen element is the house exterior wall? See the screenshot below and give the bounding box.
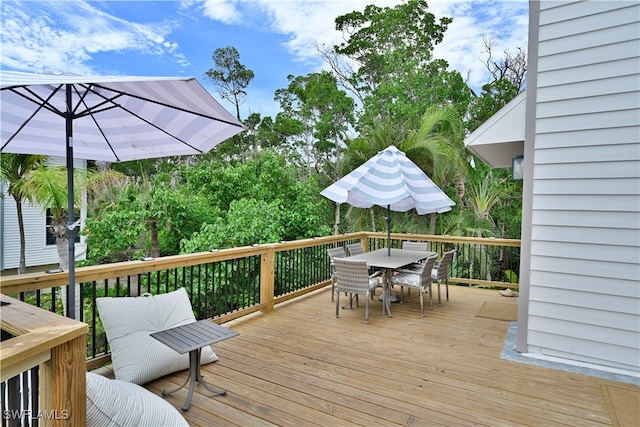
[526,0,640,372]
[1,156,87,272]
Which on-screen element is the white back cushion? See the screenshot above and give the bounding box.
[96,288,218,385]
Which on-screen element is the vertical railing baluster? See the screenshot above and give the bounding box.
[195,264,201,317]
[21,371,28,425]
[7,374,20,427]
[91,280,97,358]
[32,366,40,427]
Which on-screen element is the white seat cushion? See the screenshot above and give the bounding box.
[96,288,218,385]
[392,272,420,287]
[86,372,189,427]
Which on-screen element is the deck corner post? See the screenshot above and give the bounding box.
[260,247,275,313]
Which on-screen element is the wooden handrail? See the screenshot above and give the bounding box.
[0,233,521,296]
[1,294,88,426]
[0,233,369,295]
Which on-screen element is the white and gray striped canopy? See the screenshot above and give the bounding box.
[0,70,245,161]
[321,145,455,215]
[0,70,244,318]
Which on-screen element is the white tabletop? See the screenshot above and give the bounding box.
[347,248,436,269]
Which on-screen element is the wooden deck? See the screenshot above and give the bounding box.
[143,285,638,426]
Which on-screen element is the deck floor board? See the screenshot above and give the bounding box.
[144,286,635,426]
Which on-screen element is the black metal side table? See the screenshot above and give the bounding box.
[151,320,239,411]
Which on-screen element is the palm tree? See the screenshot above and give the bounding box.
[19,163,123,318]
[337,107,466,236]
[340,120,405,233]
[0,154,47,273]
[399,106,467,234]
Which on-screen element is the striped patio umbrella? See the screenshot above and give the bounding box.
[321,145,455,256]
[1,70,245,318]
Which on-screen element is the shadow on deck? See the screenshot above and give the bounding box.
[142,285,638,426]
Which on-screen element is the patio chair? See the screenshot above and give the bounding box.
[333,258,382,324]
[391,254,438,317]
[432,249,455,306]
[402,241,429,252]
[327,247,346,302]
[401,240,429,270]
[345,242,364,256]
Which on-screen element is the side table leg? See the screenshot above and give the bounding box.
[181,350,200,411]
[161,368,190,396]
[195,348,227,395]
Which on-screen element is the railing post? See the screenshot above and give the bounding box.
[261,246,275,313]
[1,295,87,427]
[362,234,370,252]
[41,335,86,426]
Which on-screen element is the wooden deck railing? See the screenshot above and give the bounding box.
[0,232,520,425]
[0,294,88,427]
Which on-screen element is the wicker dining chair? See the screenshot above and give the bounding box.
[391,254,438,317]
[333,258,381,324]
[327,246,346,302]
[345,242,364,256]
[401,241,429,270]
[401,241,429,252]
[432,249,455,306]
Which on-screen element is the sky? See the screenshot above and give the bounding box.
[1,0,529,119]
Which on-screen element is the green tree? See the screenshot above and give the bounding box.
[180,150,332,249]
[337,106,465,236]
[0,153,47,273]
[19,165,81,270]
[204,46,255,121]
[18,164,123,269]
[274,71,355,179]
[330,0,471,128]
[466,34,526,133]
[466,78,520,133]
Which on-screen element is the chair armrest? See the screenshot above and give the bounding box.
[394,268,419,275]
[369,270,383,279]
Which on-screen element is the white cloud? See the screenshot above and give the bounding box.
[0,1,186,74]
[200,0,243,24]
[251,0,400,65]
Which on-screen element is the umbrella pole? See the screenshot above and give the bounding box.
[65,84,76,320]
[387,205,391,257]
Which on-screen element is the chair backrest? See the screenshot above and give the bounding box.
[334,258,371,294]
[434,249,455,280]
[345,243,364,256]
[417,255,439,286]
[327,247,346,262]
[402,241,428,252]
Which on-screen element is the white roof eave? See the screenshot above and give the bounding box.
[464,91,526,168]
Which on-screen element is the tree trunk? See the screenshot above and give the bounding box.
[14,196,26,274]
[332,203,340,236]
[429,212,437,235]
[53,221,81,320]
[370,208,376,231]
[149,217,160,258]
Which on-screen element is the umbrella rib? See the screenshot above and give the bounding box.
[77,84,205,155]
[1,86,65,150]
[89,82,244,128]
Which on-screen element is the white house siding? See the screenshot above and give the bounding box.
[1,156,87,272]
[527,1,640,372]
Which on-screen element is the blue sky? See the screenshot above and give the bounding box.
[1,0,528,119]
